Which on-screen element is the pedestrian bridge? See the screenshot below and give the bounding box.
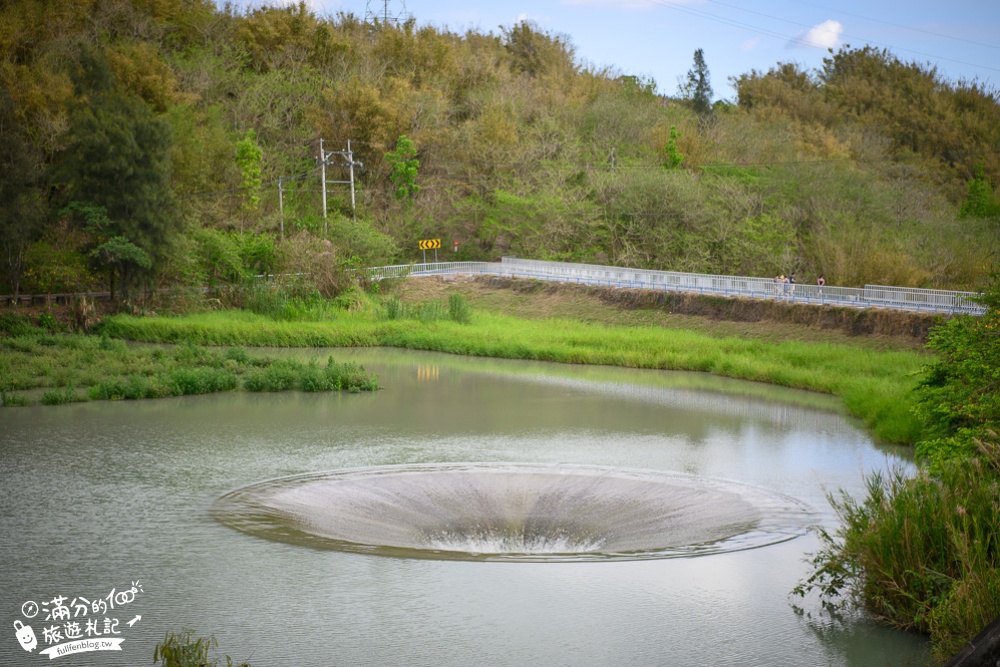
[370,257,986,316]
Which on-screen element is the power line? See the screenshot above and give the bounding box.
[178,168,319,201]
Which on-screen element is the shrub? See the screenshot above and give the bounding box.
[0,314,36,337]
[333,286,365,311]
[37,312,60,332]
[325,357,379,392]
[41,386,84,405]
[170,368,238,395]
[224,346,250,364]
[299,359,330,392]
[1,390,29,406]
[242,363,296,392]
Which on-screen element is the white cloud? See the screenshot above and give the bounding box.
[740,38,760,52]
[790,19,843,49]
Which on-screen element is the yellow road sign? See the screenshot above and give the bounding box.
[418,239,441,250]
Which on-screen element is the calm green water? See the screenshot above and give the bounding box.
[0,348,929,666]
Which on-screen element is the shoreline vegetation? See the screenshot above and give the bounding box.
[3,276,997,664]
[0,314,380,406]
[3,279,927,444]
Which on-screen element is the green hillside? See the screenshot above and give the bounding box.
[2,0,998,299]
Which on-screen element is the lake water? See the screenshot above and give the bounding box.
[0,347,929,666]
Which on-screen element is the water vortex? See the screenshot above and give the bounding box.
[213,463,813,562]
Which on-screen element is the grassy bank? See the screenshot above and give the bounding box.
[95,294,928,444]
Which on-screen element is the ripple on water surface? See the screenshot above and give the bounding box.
[212,463,815,562]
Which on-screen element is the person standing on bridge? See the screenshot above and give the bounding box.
[789,273,796,296]
[817,275,825,296]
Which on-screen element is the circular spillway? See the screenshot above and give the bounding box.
[212,463,814,562]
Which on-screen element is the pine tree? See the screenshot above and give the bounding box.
[54,47,179,300]
[679,48,713,116]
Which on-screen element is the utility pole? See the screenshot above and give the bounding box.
[277,176,284,238]
[319,139,364,225]
[319,138,328,228]
[365,0,409,25]
[347,140,356,220]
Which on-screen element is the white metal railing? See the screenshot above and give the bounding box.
[366,258,986,316]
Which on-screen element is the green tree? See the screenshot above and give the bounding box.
[61,203,150,301]
[679,48,713,115]
[235,129,263,229]
[385,135,420,202]
[0,83,45,295]
[90,235,153,298]
[500,20,576,79]
[959,164,1000,219]
[54,47,179,299]
[913,273,1000,467]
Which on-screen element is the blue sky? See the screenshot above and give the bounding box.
[227,0,1000,99]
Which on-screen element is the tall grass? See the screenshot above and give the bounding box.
[41,386,85,405]
[383,294,468,324]
[242,356,377,393]
[448,293,471,323]
[155,629,250,667]
[796,436,1000,662]
[244,281,338,321]
[1,390,29,406]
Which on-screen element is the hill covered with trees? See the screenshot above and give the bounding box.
[2,0,998,300]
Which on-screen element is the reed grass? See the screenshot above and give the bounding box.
[155,629,250,667]
[797,437,1000,662]
[382,293,470,324]
[244,282,339,321]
